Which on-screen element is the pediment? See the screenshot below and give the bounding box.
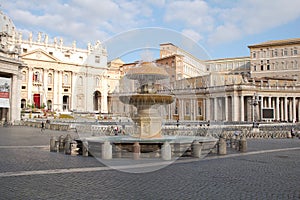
[21,49,59,62]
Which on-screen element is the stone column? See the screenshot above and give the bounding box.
[71,72,77,111]
[205,98,210,121]
[224,96,228,121]
[240,95,244,121]
[27,67,33,105]
[297,98,300,122]
[214,97,217,121]
[280,98,284,121]
[53,70,58,111]
[192,99,196,121]
[11,74,22,122]
[298,98,300,122]
[43,69,48,109]
[276,97,280,121]
[181,99,184,120]
[268,97,271,108]
[232,94,239,121]
[258,96,263,121]
[58,70,63,111]
[284,97,288,122]
[292,97,296,123]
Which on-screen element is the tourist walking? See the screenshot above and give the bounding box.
[41,121,45,133]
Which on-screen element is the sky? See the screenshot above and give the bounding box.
[1,0,300,62]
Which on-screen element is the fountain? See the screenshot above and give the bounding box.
[119,61,174,138]
[77,61,218,166]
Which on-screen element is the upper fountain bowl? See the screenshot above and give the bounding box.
[126,61,169,82]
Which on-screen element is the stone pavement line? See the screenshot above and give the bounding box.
[0,147,299,178]
[204,147,300,160]
[0,145,49,149]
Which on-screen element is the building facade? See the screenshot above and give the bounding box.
[111,40,300,123]
[18,34,108,114]
[0,11,26,123]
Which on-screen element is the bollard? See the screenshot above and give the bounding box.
[192,141,202,158]
[70,141,78,156]
[133,142,140,160]
[58,135,65,152]
[50,136,56,152]
[218,137,227,155]
[162,141,172,160]
[102,141,112,160]
[239,135,247,153]
[82,140,89,157]
[230,135,236,148]
[235,135,240,151]
[54,140,59,152]
[64,134,72,155]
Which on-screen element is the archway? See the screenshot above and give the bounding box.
[33,94,40,108]
[93,91,101,112]
[63,96,69,111]
[21,99,26,109]
[47,100,52,111]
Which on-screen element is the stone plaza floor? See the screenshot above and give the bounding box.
[0,126,299,199]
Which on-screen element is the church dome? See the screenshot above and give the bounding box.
[0,11,16,36]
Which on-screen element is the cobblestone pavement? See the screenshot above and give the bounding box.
[0,126,299,200]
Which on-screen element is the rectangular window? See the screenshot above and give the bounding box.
[95,56,100,63]
[198,102,202,116]
[294,49,298,55]
[284,50,288,56]
[185,102,190,115]
[267,65,270,70]
[261,65,264,71]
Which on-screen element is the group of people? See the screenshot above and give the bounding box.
[40,120,50,132]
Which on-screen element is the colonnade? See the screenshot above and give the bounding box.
[205,95,300,122]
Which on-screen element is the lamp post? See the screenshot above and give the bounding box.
[249,93,261,128]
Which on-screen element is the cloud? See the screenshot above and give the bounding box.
[208,0,300,45]
[2,0,300,51]
[164,0,214,32]
[2,0,157,47]
[182,29,203,42]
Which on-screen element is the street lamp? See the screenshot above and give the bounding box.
[249,93,261,128]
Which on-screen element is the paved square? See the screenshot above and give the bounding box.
[0,126,299,199]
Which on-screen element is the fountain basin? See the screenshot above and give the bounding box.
[119,94,174,106]
[78,135,218,159]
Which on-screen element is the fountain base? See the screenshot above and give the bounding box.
[77,135,218,160]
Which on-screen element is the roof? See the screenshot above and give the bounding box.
[248,38,300,48]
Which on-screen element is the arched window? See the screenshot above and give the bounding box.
[33,71,40,82]
[78,76,83,86]
[64,74,69,85]
[96,77,100,86]
[22,71,26,82]
[48,73,53,84]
